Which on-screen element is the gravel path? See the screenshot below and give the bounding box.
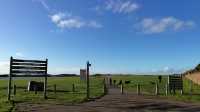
[15,87,200,112]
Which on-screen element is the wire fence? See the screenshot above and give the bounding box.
[0,77,105,102]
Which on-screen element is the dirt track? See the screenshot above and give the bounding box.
[15,86,200,112]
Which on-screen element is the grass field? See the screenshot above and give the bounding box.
[112,75,200,102]
[1,75,200,112]
[0,76,104,112]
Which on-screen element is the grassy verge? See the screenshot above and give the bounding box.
[2,75,200,111]
[0,76,104,112]
[112,75,200,102]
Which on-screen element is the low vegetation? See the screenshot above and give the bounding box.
[0,76,104,112]
[1,75,200,112]
[112,75,200,102]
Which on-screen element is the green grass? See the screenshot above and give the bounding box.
[0,76,104,112]
[112,75,168,94]
[1,75,200,112]
[112,75,200,102]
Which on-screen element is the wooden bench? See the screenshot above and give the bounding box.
[8,57,48,100]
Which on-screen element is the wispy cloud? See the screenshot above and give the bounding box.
[15,52,24,57]
[95,0,139,14]
[32,0,50,11]
[33,1,103,30]
[105,0,139,14]
[149,66,186,75]
[88,21,103,28]
[49,12,102,29]
[136,17,196,34]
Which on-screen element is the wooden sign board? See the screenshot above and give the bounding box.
[80,69,86,81]
[8,57,48,100]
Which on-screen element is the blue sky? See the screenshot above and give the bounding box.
[0,0,200,74]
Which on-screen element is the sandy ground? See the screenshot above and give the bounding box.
[14,86,200,112]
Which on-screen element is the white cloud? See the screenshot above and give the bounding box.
[49,12,102,29]
[50,12,66,23]
[105,0,139,14]
[57,18,85,29]
[15,52,24,57]
[137,17,196,34]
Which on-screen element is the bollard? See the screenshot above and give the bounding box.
[72,84,75,93]
[121,84,124,94]
[13,84,16,95]
[155,83,159,95]
[137,84,140,95]
[165,83,168,96]
[54,84,57,94]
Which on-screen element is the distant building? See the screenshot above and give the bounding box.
[80,69,86,81]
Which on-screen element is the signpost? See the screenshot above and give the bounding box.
[86,61,91,99]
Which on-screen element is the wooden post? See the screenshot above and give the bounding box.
[180,89,183,95]
[109,78,112,86]
[8,56,13,101]
[137,84,140,95]
[104,83,107,94]
[121,83,124,94]
[72,84,75,93]
[34,85,37,94]
[155,83,159,95]
[44,59,48,99]
[190,80,193,95]
[86,61,91,99]
[13,84,16,95]
[165,83,168,96]
[168,75,171,94]
[173,84,176,95]
[103,78,107,94]
[54,84,56,94]
[113,80,116,87]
